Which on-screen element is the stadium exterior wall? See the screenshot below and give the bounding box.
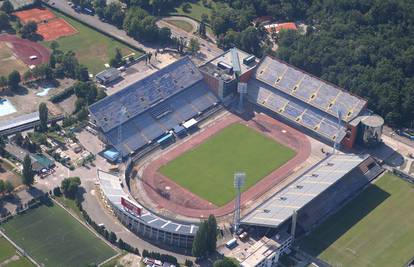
[114,207,194,248]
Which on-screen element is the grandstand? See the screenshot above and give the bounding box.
[236,153,383,267]
[248,56,368,146]
[89,57,219,157]
[98,170,198,248]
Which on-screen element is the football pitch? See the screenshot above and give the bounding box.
[299,173,414,267]
[1,202,117,267]
[159,123,296,206]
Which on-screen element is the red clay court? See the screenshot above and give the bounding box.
[37,18,78,41]
[0,34,50,66]
[14,8,77,41]
[14,8,56,24]
[140,112,311,218]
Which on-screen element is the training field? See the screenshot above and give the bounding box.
[1,202,117,267]
[44,10,142,74]
[0,236,34,267]
[0,42,28,76]
[299,173,414,267]
[160,123,296,206]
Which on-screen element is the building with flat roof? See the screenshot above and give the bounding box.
[95,68,121,85]
[97,170,198,248]
[89,57,219,157]
[200,48,258,100]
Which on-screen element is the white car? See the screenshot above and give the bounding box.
[29,55,38,60]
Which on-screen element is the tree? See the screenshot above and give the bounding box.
[53,186,62,196]
[109,231,117,243]
[188,38,200,55]
[20,21,37,39]
[0,11,10,30]
[110,48,124,68]
[198,21,206,38]
[61,177,81,199]
[4,180,14,194]
[22,154,34,186]
[0,180,4,194]
[76,107,89,121]
[206,215,217,253]
[0,135,5,156]
[8,70,20,92]
[213,257,238,267]
[192,221,208,258]
[39,103,48,132]
[0,76,7,87]
[0,0,13,14]
[50,41,59,52]
[158,27,171,44]
[14,132,23,146]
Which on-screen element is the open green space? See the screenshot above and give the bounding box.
[0,158,22,188]
[1,202,117,267]
[44,10,142,74]
[160,123,296,206]
[299,173,414,267]
[0,237,34,267]
[170,0,215,22]
[165,19,194,32]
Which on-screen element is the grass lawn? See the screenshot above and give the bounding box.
[171,0,215,22]
[44,10,142,74]
[0,158,22,187]
[159,123,296,206]
[1,202,117,267]
[165,19,194,32]
[299,173,414,267]
[0,237,34,267]
[0,42,28,76]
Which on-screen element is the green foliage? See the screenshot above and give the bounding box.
[109,48,124,68]
[192,215,217,258]
[0,180,14,195]
[213,257,238,267]
[22,154,34,186]
[39,103,48,132]
[61,176,81,199]
[20,21,37,39]
[7,70,20,91]
[0,11,10,30]
[0,0,13,14]
[276,0,414,127]
[188,37,200,54]
[49,86,75,103]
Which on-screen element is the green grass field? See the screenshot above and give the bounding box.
[171,1,214,22]
[165,20,194,32]
[44,10,142,74]
[0,237,34,267]
[1,202,117,267]
[160,123,296,206]
[299,173,414,267]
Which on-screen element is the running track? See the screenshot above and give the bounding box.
[141,112,311,218]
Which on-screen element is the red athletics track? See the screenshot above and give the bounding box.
[0,34,50,66]
[141,112,311,218]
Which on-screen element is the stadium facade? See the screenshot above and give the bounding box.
[97,170,197,248]
[90,49,385,252]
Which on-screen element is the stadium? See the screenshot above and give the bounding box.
[89,49,385,259]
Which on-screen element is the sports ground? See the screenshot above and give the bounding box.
[142,112,311,218]
[0,236,34,267]
[160,123,296,206]
[299,173,414,267]
[1,202,117,267]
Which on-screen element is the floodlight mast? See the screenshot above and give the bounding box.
[117,106,127,159]
[333,110,342,154]
[233,172,245,233]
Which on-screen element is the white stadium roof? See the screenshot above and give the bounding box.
[241,153,369,228]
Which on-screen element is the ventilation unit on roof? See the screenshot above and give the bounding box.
[311,173,319,177]
[264,209,270,213]
[327,162,334,166]
[276,77,282,83]
[243,55,256,65]
[296,185,303,189]
[279,196,287,201]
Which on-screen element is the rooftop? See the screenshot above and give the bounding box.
[264,22,297,33]
[89,57,202,133]
[255,56,367,122]
[98,170,198,236]
[95,68,121,81]
[241,153,368,228]
[0,112,39,132]
[200,48,258,82]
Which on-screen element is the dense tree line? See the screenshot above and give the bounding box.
[192,215,217,258]
[276,0,414,128]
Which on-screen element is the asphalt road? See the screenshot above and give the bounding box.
[383,125,414,149]
[45,0,156,53]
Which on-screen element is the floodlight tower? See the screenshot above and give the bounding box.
[117,106,127,159]
[333,110,342,154]
[233,172,245,233]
